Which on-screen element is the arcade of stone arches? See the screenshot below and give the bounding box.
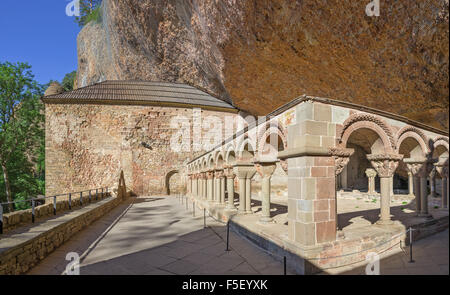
[185,107,449,245]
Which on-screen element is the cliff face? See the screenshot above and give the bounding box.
[77,0,449,130]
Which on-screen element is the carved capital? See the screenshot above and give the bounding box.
[224,167,235,179]
[435,162,449,178]
[206,171,215,179]
[365,168,377,178]
[367,154,403,178]
[280,159,288,173]
[254,161,277,179]
[329,147,354,176]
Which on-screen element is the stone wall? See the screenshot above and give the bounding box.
[45,103,237,196]
[0,190,127,275]
[1,192,108,234]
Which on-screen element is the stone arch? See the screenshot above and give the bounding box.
[207,154,215,169]
[165,170,180,195]
[215,152,225,169]
[257,122,288,160]
[396,126,430,156]
[225,144,236,166]
[256,121,288,152]
[339,113,395,153]
[433,136,449,160]
[236,135,256,161]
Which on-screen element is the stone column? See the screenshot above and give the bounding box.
[198,173,203,199]
[225,167,236,210]
[365,168,377,195]
[234,167,247,213]
[429,167,436,198]
[206,171,214,202]
[407,170,414,198]
[203,172,208,199]
[220,172,226,205]
[390,176,394,196]
[330,147,354,231]
[435,161,449,209]
[245,168,257,214]
[255,161,277,223]
[405,158,426,215]
[416,159,435,218]
[193,174,197,197]
[214,170,221,203]
[367,154,403,225]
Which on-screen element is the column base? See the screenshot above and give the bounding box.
[245,210,253,214]
[375,219,394,226]
[225,205,237,211]
[418,213,433,219]
[258,216,275,224]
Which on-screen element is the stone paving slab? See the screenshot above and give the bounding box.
[28,195,290,275]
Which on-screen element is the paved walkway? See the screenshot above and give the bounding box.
[340,228,449,275]
[29,196,290,275]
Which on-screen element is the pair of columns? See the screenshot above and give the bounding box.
[190,162,277,224]
[434,161,449,209]
[404,158,437,217]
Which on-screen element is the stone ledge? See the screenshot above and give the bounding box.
[0,194,125,275]
[188,195,449,274]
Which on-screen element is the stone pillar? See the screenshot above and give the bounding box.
[418,159,435,218]
[429,167,436,198]
[206,171,214,201]
[367,154,403,225]
[192,174,197,198]
[365,168,377,195]
[234,167,247,213]
[198,173,203,199]
[435,161,449,209]
[403,158,428,216]
[245,168,257,214]
[214,170,222,203]
[225,167,236,210]
[330,148,354,231]
[390,176,394,196]
[255,161,277,223]
[220,172,226,205]
[407,170,414,198]
[203,173,208,199]
[341,165,348,190]
[234,164,256,214]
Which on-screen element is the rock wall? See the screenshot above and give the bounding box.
[45,103,237,196]
[77,0,449,130]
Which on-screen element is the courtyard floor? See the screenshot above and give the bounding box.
[28,195,291,275]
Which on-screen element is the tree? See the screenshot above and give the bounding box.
[62,71,77,92]
[0,62,44,212]
[75,0,103,27]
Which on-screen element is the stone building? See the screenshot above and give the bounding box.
[42,80,238,196]
[42,80,449,273]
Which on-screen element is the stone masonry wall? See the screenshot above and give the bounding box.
[0,190,127,275]
[45,104,237,196]
[1,192,108,234]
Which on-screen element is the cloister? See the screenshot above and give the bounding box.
[185,95,449,273]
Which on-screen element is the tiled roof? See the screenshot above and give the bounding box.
[42,80,237,111]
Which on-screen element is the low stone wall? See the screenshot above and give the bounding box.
[0,191,129,275]
[189,195,448,274]
[1,192,109,234]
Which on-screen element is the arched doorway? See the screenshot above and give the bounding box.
[165,170,181,195]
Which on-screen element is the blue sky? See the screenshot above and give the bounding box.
[0,1,81,85]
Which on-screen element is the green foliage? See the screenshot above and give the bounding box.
[0,61,45,212]
[62,71,77,92]
[75,0,102,27]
